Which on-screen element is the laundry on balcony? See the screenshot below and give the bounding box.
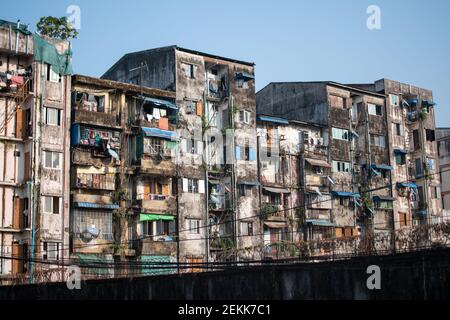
[139,213,175,222]
[140,96,178,110]
[332,191,361,198]
[305,158,332,168]
[73,202,119,210]
[263,186,290,194]
[142,127,178,141]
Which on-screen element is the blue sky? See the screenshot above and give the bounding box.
[3,0,450,126]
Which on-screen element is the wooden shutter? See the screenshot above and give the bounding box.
[143,182,151,200]
[344,227,352,238]
[12,243,24,274]
[13,197,23,229]
[196,101,203,116]
[335,228,343,238]
[15,108,24,138]
[24,152,30,182]
[162,184,169,196]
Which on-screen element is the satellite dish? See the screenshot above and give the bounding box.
[81,225,100,242]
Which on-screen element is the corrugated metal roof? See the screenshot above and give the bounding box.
[74,202,119,210]
[142,127,178,141]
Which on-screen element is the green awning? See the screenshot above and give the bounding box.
[140,213,175,222]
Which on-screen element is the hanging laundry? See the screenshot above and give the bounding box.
[11,76,24,86]
[146,113,153,122]
[160,109,167,117]
[153,108,161,120]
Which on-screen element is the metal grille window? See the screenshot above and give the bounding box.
[71,210,113,240]
[43,242,60,261]
[187,219,201,234]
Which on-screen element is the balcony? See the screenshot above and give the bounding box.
[135,157,176,176]
[305,175,328,187]
[137,238,177,256]
[209,194,232,211]
[136,195,177,215]
[207,79,229,100]
[74,110,118,127]
[261,203,286,221]
[306,209,331,221]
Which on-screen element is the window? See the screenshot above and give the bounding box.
[238,184,253,197]
[186,139,197,154]
[390,94,399,107]
[432,187,439,199]
[149,138,163,155]
[187,219,201,234]
[413,130,421,150]
[181,63,195,79]
[43,196,60,214]
[332,160,350,173]
[239,110,251,124]
[142,220,175,237]
[44,107,62,126]
[43,242,60,261]
[330,95,344,108]
[394,123,403,136]
[371,135,386,148]
[368,103,383,116]
[23,198,29,229]
[415,159,423,177]
[43,151,61,169]
[375,200,393,210]
[395,153,406,165]
[237,78,248,89]
[185,100,196,114]
[426,129,436,142]
[426,158,436,171]
[182,178,204,194]
[46,64,61,83]
[399,212,410,227]
[332,127,349,141]
[241,222,253,236]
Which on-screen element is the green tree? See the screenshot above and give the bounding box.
[36,16,78,40]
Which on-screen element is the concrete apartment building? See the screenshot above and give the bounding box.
[102,46,258,263]
[437,128,450,219]
[0,20,71,278]
[257,80,442,250]
[70,75,179,277]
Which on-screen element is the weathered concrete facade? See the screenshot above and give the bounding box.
[70,75,178,277]
[0,20,71,278]
[103,46,258,263]
[437,128,450,219]
[257,80,443,251]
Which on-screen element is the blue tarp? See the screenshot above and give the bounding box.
[394,149,408,155]
[257,115,289,125]
[371,164,394,171]
[140,96,178,110]
[74,202,119,210]
[332,191,361,198]
[142,127,178,141]
[306,219,336,227]
[397,182,418,189]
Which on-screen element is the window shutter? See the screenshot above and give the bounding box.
[196,101,203,116]
[13,197,22,229]
[197,141,203,155]
[198,180,205,194]
[335,228,343,238]
[162,184,169,196]
[249,148,257,161]
[15,108,24,138]
[182,178,188,192]
[180,139,187,153]
[235,146,241,160]
[399,212,405,227]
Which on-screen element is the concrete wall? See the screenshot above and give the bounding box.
[2,247,450,300]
